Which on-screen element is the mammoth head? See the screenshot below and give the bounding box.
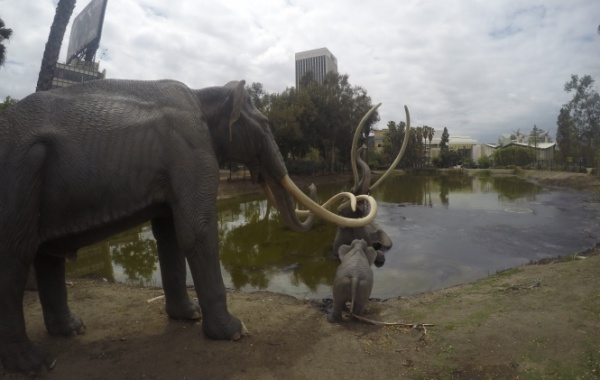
[338,239,378,266]
[194,80,378,233]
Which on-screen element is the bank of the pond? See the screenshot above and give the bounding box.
[218,168,600,200]
[9,170,600,379]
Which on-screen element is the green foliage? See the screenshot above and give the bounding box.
[368,150,385,169]
[267,72,379,173]
[462,157,477,168]
[556,107,575,162]
[265,87,315,159]
[381,121,434,169]
[557,74,600,168]
[0,95,17,113]
[440,127,450,150]
[301,72,379,173]
[478,155,492,168]
[0,17,12,68]
[245,82,269,113]
[433,149,463,168]
[492,146,536,167]
[528,124,551,145]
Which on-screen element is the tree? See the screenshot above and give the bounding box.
[381,120,406,168]
[0,17,13,68]
[382,121,432,169]
[560,74,600,167]
[556,107,575,163]
[0,95,17,114]
[265,87,315,160]
[528,124,551,146]
[422,125,434,165]
[440,127,450,150]
[301,72,378,173]
[492,146,536,167]
[36,0,77,92]
[246,82,270,113]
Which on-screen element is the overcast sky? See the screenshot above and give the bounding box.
[1,0,599,143]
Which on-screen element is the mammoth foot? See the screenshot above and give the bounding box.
[0,341,56,374]
[202,314,247,341]
[374,251,386,268]
[327,312,344,323]
[45,313,85,337]
[166,300,201,320]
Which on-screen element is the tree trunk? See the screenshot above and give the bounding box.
[36,0,77,92]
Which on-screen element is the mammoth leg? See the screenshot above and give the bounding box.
[182,214,243,340]
[168,160,242,340]
[0,145,57,372]
[34,253,85,337]
[0,244,55,372]
[327,279,348,323]
[151,217,200,320]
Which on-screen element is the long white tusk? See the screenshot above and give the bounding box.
[351,103,382,192]
[281,175,377,228]
[369,105,411,192]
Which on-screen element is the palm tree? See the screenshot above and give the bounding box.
[36,0,77,92]
[427,126,435,165]
[421,126,434,166]
[0,17,13,68]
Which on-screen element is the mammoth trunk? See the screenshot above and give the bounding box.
[264,178,315,233]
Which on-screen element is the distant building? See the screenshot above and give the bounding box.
[295,47,338,88]
[491,141,557,168]
[371,130,387,153]
[429,135,478,162]
[370,130,478,163]
[52,60,105,89]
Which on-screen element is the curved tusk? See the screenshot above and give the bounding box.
[282,175,377,228]
[295,191,358,218]
[351,103,381,193]
[369,105,411,192]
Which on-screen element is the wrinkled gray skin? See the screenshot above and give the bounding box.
[0,79,318,373]
[327,239,377,323]
[332,147,391,267]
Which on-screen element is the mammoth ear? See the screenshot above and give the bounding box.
[365,247,378,266]
[337,244,352,260]
[222,80,246,140]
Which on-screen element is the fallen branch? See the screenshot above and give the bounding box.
[503,280,541,291]
[147,294,165,303]
[351,314,435,335]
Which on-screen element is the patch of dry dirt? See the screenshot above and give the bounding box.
[4,170,600,379]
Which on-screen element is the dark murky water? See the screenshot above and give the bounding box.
[66,172,600,299]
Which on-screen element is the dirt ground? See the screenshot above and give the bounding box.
[5,170,600,379]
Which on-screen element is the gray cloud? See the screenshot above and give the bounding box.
[1,0,599,143]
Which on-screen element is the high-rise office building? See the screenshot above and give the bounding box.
[295,47,338,88]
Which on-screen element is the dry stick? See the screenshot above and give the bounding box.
[351,314,436,335]
[146,295,165,303]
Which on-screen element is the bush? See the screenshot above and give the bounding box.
[492,146,535,167]
[434,149,463,168]
[478,155,491,169]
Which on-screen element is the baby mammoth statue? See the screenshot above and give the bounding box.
[327,239,378,323]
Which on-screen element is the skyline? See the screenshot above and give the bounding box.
[0,0,599,143]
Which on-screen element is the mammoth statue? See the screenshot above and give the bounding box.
[328,239,378,323]
[0,78,377,373]
[331,103,411,267]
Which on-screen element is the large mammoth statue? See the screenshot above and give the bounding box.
[331,104,411,266]
[0,78,377,373]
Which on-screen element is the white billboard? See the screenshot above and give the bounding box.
[66,0,108,63]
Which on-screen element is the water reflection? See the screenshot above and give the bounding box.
[218,195,338,293]
[67,172,600,299]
